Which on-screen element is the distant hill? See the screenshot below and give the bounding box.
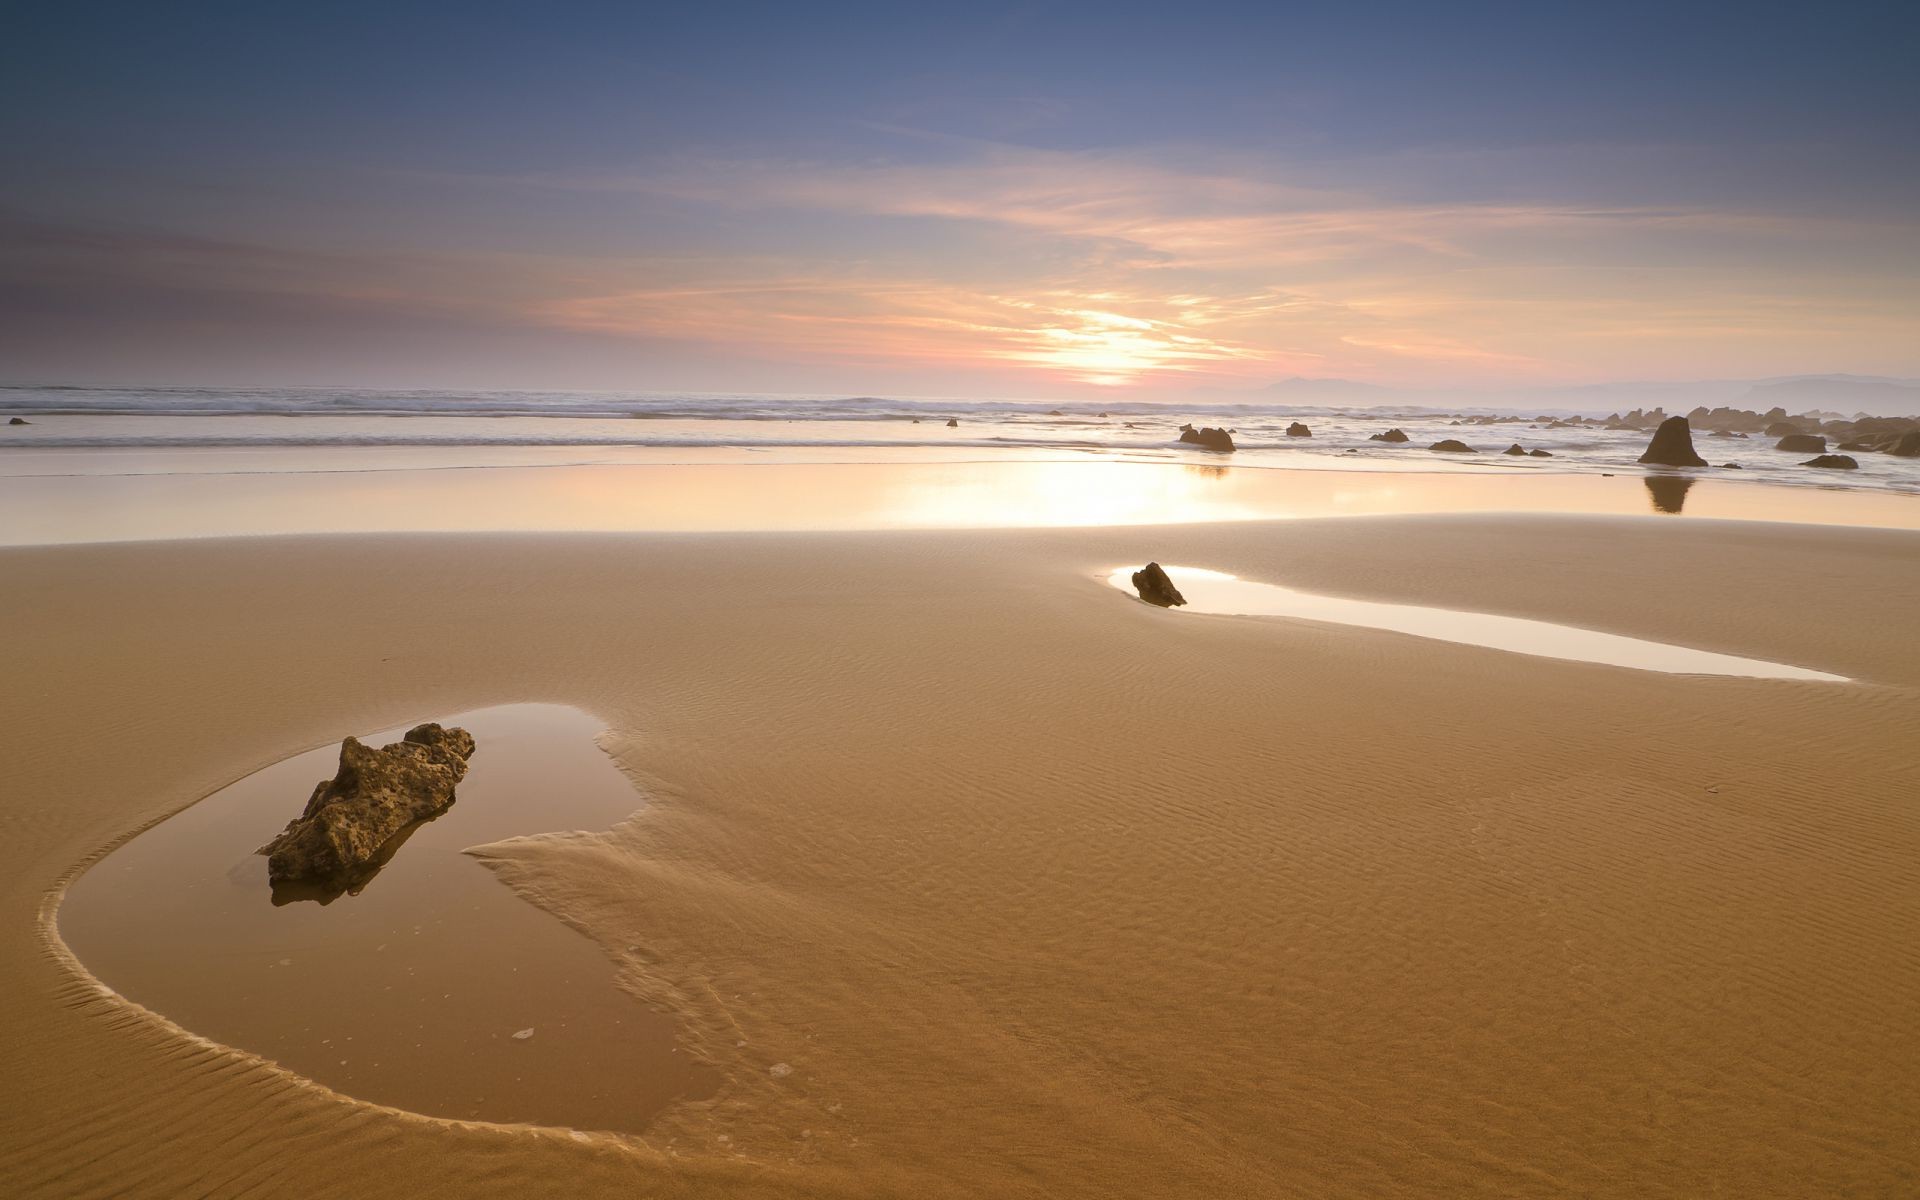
[1224,373,1920,417]
[1737,375,1920,416]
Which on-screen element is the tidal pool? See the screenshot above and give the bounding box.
[1107,566,1849,682]
[59,703,717,1132]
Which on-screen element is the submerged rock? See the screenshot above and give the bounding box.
[259,723,477,887]
[1130,562,1187,608]
[1428,439,1475,453]
[1774,433,1826,454]
[1369,428,1410,443]
[1637,416,1708,467]
[1177,424,1235,452]
[1286,422,1312,437]
[1802,454,1859,470]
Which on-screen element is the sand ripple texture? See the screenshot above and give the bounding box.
[5,515,1918,1198]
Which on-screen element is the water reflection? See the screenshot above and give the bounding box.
[1644,474,1696,514]
[1184,464,1229,480]
[1106,565,1848,681]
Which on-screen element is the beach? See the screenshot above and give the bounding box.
[5,504,1918,1197]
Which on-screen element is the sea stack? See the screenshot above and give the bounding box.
[1369,428,1410,443]
[946,418,959,428]
[1130,562,1186,608]
[1502,444,1527,456]
[1637,416,1708,467]
[1286,422,1311,437]
[259,724,476,886]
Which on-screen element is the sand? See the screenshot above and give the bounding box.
[3,514,1918,1197]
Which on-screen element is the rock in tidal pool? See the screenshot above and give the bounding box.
[1428,439,1475,453]
[1130,562,1186,608]
[259,723,476,889]
[1802,454,1859,470]
[1636,416,1708,467]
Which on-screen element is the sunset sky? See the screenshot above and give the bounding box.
[5,1,1917,396]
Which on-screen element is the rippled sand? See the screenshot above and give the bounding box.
[5,514,1918,1197]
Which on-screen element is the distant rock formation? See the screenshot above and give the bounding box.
[1529,449,1553,457]
[1764,421,1803,438]
[1719,462,1742,469]
[1178,424,1235,452]
[259,724,476,888]
[1637,416,1708,467]
[1801,454,1859,470]
[1286,422,1311,437]
[1368,428,1410,443]
[1502,443,1527,456]
[1130,562,1186,608]
[7,417,26,425]
[1774,433,1826,453]
[1428,439,1475,453]
[946,418,959,428]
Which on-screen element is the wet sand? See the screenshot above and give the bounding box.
[4,513,1919,1197]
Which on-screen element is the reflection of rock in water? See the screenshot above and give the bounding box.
[1185,464,1228,480]
[269,817,438,906]
[1644,474,1696,514]
[258,724,475,899]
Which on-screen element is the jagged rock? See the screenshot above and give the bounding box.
[1802,454,1858,470]
[259,724,477,886]
[945,418,959,428]
[1502,443,1527,456]
[1529,449,1553,457]
[1888,431,1920,457]
[1775,433,1826,453]
[7,417,27,425]
[1637,416,1708,467]
[1368,428,1410,443]
[1130,562,1186,608]
[1177,424,1235,452]
[1285,422,1311,437]
[1428,439,1475,453]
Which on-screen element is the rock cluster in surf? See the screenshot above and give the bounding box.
[1131,562,1187,608]
[259,723,476,886]
[1178,424,1235,452]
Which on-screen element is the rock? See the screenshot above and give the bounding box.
[1098,411,1109,418]
[1048,409,1064,416]
[1836,441,1873,452]
[1775,433,1826,453]
[1887,431,1920,457]
[945,418,959,428]
[1285,422,1311,437]
[1502,443,1527,456]
[1763,421,1803,438]
[1368,428,1410,443]
[259,724,477,887]
[1177,424,1235,452]
[7,417,27,425]
[1529,449,1553,457]
[1636,416,1708,467]
[1719,462,1741,469]
[1130,562,1186,608]
[1428,439,1475,453]
[1801,454,1858,470]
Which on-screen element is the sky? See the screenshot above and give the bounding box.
[3,0,1917,397]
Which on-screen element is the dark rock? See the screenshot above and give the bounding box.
[1529,449,1553,457]
[6,417,26,425]
[1502,443,1527,456]
[1836,440,1873,451]
[1801,454,1858,470]
[1130,562,1186,608]
[1888,431,1920,457]
[1285,422,1311,437]
[945,418,959,428]
[1719,463,1741,469]
[1098,412,1109,418]
[1637,416,1708,467]
[1774,433,1826,453]
[259,724,477,887]
[1368,428,1410,443]
[1428,439,1475,453]
[1764,421,1803,438]
[1178,424,1235,452]
[1048,409,1064,416]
